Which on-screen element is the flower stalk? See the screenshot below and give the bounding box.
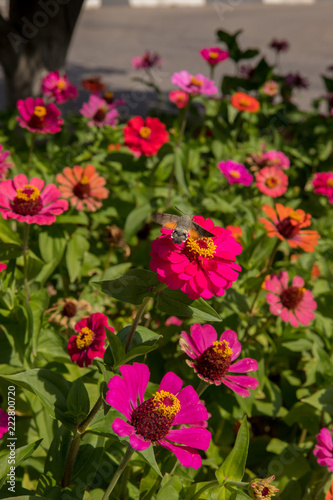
[101,446,135,500]
[23,224,30,301]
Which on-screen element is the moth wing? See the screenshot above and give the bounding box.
[152,212,179,227]
[188,228,199,239]
[191,221,215,239]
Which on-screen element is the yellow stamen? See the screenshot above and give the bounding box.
[265,176,280,188]
[327,178,333,187]
[185,237,216,259]
[34,106,47,118]
[289,210,303,222]
[104,91,114,99]
[190,76,203,87]
[76,326,94,349]
[139,126,151,139]
[298,287,306,295]
[208,51,219,59]
[230,170,241,179]
[240,99,250,107]
[152,390,181,418]
[57,79,66,90]
[212,340,233,358]
[16,184,40,202]
[80,175,89,185]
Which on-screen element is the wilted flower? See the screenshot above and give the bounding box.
[262,81,279,97]
[17,97,63,134]
[249,476,279,499]
[0,174,68,225]
[265,271,316,327]
[0,409,8,438]
[284,72,309,89]
[105,224,130,257]
[314,427,333,472]
[80,95,119,127]
[269,39,289,53]
[231,92,260,113]
[180,324,259,397]
[260,203,320,252]
[0,145,14,181]
[56,164,108,212]
[240,65,255,80]
[46,298,92,329]
[82,76,106,93]
[218,160,253,186]
[199,47,229,66]
[132,51,162,70]
[313,172,333,204]
[256,166,288,197]
[171,71,217,96]
[42,71,78,104]
[123,116,169,157]
[106,362,211,469]
[169,90,189,109]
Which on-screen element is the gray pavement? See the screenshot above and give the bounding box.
[1,1,333,112]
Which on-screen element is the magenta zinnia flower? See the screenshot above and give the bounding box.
[200,47,229,66]
[67,312,114,367]
[150,216,242,300]
[0,174,68,225]
[171,71,217,96]
[17,97,63,134]
[313,172,333,204]
[0,409,8,439]
[106,362,211,469]
[256,166,288,197]
[80,95,119,127]
[265,271,317,327]
[42,70,78,104]
[217,160,253,186]
[0,262,7,273]
[0,145,14,181]
[180,324,258,397]
[314,428,333,472]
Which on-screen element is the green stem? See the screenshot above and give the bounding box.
[27,134,36,175]
[209,65,215,81]
[196,380,209,397]
[102,447,135,500]
[226,480,250,488]
[192,480,218,500]
[61,433,81,488]
[125,296,153,353]
[78,395,103,434]
[23,224,30,301]
[313,471,332,499]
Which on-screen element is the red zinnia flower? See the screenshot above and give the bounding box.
[124,116,169,157]
[231,92,260,113]
[256,167,288,198]
[82,76,106,93]
[17,97,63,134]
[67,312,114,367]
[56,165,108,212]
[259,203,320,252]
[150,216,242,300]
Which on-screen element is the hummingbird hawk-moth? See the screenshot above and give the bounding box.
[152,212,214,244]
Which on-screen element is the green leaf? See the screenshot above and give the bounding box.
[27,289,50,358]
[157,288,222,322]
[104,330,126,368]
[156,475,183,500]
[138,446,162,478]
[0,242,22,261]
[39,227,67,263]
[124,204,152,240]
[117,325,162,364]
[301,387,333,415]
[0,218,22,245]
[174,148,190,196]
[0,497,51,500]
[66,231,90,282]
[216,417,249,486]
[55,212,89,225]
[41,425,72,484]
[0,439,43,488]
[66,378,90,421]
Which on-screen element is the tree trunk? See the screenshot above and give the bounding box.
[0,0,84,108]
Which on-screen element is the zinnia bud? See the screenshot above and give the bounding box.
[248,476,279,499]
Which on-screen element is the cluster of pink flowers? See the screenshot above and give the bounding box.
[42,70,78,104]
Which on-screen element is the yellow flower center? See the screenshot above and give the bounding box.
[80,175,89,185]
[230,170,241,178]
[185,236,217,259]
[212,340,233,358]
[208,51,219,59]
[265,176,280,188]
[16,184,40,201]
[34,106,47,118]
[76,327,95,349]
[57,79,66,90]
[190,76,203,87]
[104,91,114,99]
[152,390,181,418]
[139,126,151,139]
[289,210,303,222]
[327,178,333,187]
[240,98,250,107]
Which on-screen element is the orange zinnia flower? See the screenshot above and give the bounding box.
[231,92,260,113]
[326,481,333,500]
[56,164,108,212]
[259,203,320,252]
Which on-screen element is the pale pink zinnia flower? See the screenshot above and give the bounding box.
[313,172,333,204]
[314,428,333,472]
[0,145,14,181]
[0,408,8,438]
[106,362,211,469]
[217,160,253,186]
[80,95,119,127]
[171,71,217,96]
[42,70,78,104]
[265,271,317,327]
[199,47,229,66]
[169,90,189,109]
[17,97,63,134]
[262,80,279,97]
[0,174,68,225]
[180,324,259,397]
[256,166,288,197]
[262,150,290,170]
[150,216,242,300]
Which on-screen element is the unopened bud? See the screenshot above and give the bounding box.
[248,476,279,499]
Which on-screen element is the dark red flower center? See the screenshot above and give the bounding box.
[103,91,114,104]
[194,340,233,383]
[12,184,43,216]
[93,107,107,122]
[76,326,94,350]
[280,286,305,309]
[73,175,91,199]
[184,236,216,262]
[130,390,180,442]
[276,216,300,239]
[265,176,280,188]
[28,105,47,130]
[63,301,77,318]
[261,487,270,497]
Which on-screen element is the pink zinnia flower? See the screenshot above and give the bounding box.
[265,271,316,327]
[313,172,333,203]
[67,312,114,367]
[17,97,63,134]
[180,324,259,397]
[0,262,7,273]
[199,47,229,66]
[132,51,162,70]
[80,95,119,127]
[262,81,279,97]
[150,216,242,300]
[314,428,333,472]
[0,408,8,438]
[169,90,189,109]
[0,174,68,225]
[165,316,183,326]
[218,160,253,186]
[171,71,217,96]
[262,150,290,170]
[0,145,14,181]
[56,165,108,212]
[42,70,78,104]
[256,166,288,197]
[106,362,211,469]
